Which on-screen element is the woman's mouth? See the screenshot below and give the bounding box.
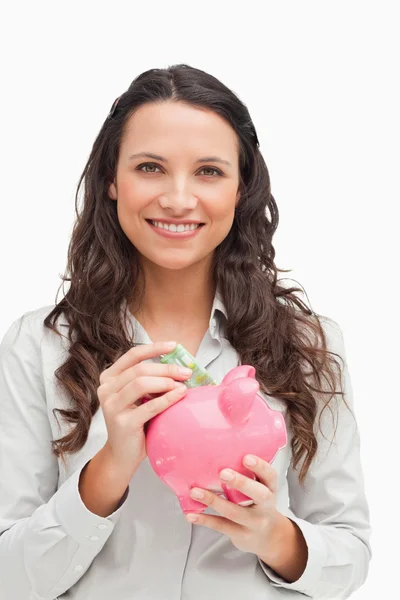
[146,219,205,240]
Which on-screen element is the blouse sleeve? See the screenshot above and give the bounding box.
[258,317,372,599]
[0,312,129,600]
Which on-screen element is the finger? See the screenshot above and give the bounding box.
[135,384,187,424]
[103,375,185,412]
[189,487,249,527]
[100,360,193,395]
[185,513,243,538]
[241,455,278,494]
[100,341,178,383]
[218,468,274,507]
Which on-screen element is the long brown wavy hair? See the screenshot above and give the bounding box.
[44,63,352,485]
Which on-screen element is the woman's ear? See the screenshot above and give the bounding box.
[108,181,117,201]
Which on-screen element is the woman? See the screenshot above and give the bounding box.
[0,64,371,599]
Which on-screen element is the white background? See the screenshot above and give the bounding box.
[1,2,398,598]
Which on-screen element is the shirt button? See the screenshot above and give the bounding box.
[74,565,83,572]
[97,524,107,529]
[90,535,99,541]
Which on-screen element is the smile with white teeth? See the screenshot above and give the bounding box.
[149,220,202,232]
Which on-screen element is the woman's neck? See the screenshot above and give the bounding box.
[130,259,216,332]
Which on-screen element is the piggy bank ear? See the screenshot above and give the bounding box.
[221,365,256,386]
[218,377,260,425]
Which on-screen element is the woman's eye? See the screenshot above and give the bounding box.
[199,167,222,177]
[137,163,161,173]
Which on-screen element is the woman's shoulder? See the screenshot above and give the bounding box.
[0,304,65,353]
[296,309,344,353]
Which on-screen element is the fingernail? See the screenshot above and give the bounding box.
[190,488,205,499]
[220,469,235,481]
[244,455,257,466]
[178,367,193,376]
[175,383,187,391]
[186,514,198,522]
[165,341,177,350]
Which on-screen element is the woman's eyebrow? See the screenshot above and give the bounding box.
[128,152,232,167]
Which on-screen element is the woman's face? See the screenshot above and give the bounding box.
[108,100,241,272]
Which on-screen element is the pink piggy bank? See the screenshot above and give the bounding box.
[145,365,287,514]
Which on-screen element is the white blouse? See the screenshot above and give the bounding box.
[0,293,371,599]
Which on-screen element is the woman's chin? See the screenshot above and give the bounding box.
[140,255,201,272]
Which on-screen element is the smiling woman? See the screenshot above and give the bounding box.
[0,63,371,600]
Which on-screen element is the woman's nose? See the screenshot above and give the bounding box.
[158,192,198,212]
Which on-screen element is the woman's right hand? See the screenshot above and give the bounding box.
[97,341,192,480]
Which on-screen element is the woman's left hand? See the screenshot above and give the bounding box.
[185,454,282,557]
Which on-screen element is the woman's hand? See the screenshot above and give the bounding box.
[185,455,282,558]
[97,341,191,479]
